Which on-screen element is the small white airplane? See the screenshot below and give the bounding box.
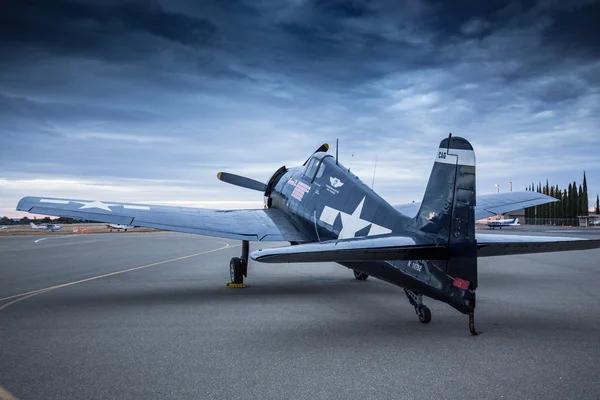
[30,222,62,232]
[487,217,520,229]
[107,223,136,232]
[0,226,8,229]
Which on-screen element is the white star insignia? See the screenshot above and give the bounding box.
[75,200,114,211]
[319,197,392,239]
[338,198,371,239]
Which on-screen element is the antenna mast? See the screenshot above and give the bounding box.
[371,155,378,189]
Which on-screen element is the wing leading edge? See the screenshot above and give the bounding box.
[251,233,600,263]
[16,196,307,242]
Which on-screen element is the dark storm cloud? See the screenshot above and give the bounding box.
[543,0,600,58]
[0,0,217,51]
[1,0,599,215]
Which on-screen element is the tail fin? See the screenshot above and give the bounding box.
[413,135,478,288]
[30,222,36,228]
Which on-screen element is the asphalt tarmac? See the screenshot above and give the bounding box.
[1,228,599,400]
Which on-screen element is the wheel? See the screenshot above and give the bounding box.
[230,257,244,284]
[353,270,369,281]
[417,306,432,324]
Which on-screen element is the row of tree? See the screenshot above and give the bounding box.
[0,216,78,225]
[524,172,599,219]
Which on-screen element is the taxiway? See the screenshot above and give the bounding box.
[1,228,599,399]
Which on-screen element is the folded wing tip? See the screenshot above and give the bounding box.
[16,196,34,211]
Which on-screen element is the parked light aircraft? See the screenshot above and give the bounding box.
[107,223,136,231]
[29,222,62,232]
[16,135,600,334]
[0,226,7,229]
[487,217,520,229]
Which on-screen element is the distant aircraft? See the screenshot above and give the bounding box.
[107,223,136,231]
[16,135,600,335]
[487,217,520,229]
[0,226,7,229]
[30,222,62,232]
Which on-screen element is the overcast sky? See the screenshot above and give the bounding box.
[1,0,599,217]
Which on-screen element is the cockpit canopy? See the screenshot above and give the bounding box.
[303,153,333,181]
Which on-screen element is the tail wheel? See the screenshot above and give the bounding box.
[353,270,369,281]
[417,306,432,324]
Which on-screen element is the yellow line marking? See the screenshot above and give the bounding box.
[0,242,239,311]
[0,385,18,400]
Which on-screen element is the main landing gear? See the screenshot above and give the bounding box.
[404,289,431,324]
[353,270,369,280]
[228,240,249,288]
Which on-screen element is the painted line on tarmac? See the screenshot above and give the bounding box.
[0,385,18,400]
[0,241,238,311]
[34,235,85,243]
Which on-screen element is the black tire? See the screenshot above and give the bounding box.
[418,306,432,324]
[353,270,369,281]
[230,257,244,284]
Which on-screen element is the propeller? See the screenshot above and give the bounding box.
[302,143,329,166]
[217,172,267,192]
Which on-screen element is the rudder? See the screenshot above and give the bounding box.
[413,135,478,289]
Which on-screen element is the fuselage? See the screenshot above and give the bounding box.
[263,152,474,314]
[267,153,411,243]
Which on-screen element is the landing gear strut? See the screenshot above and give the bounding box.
[228,240,249,287]
[404,289,431,324]
[353,270,369,281]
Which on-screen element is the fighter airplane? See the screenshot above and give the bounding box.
[16,135,600,334]
[486,217,520,229]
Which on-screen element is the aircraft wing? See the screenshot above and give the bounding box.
[394,191,558,221]
[251,233,600,263]
[16,196,307,242]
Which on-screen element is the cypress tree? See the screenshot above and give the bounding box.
[596,194,599,215]
[536,181,544,218]
[563,189,568,219]
[567,183,573,218]
[544,179,552,218]
[582,171,589,216]
[556,185,562,218]
[572,181,578,217]
[548,186,556,218]
[578,185,584,216]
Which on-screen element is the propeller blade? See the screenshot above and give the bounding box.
[303,143,329,165]
[217,172,267,192]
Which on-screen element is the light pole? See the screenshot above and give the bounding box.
[495,184,499,193]
[509,181,513,192]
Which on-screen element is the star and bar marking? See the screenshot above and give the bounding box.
[319,197,392,239]
[39,199,150,211]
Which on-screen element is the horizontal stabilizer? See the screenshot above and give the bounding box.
[394,191,558,221]
[217,172,267,192]
[251,233,600,264]
[476,234,600,257]
[251,236,449,263]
